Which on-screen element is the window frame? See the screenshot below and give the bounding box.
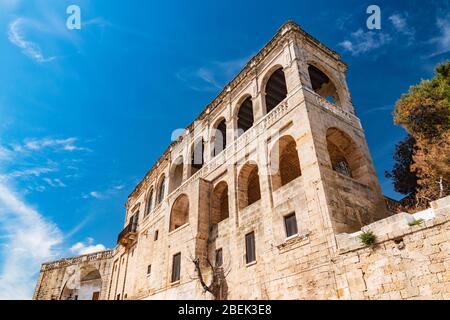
[215,248,223,267]
[171,252,181,283]
[284,212,298,238]
[245,232,256,264]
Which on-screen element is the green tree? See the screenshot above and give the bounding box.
[385,135,418,197]
[389,61,450,204]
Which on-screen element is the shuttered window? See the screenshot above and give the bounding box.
[171,253,181,283]
[245,232,256,264]
[284,213,298,238]
[215,248,223,267]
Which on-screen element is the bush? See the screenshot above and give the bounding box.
[408,218,424,227]
[359,230,376,246]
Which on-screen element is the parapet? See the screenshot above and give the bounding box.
[336,195,450,254]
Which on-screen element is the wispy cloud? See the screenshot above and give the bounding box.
[23,137,90,152]
[8,18,56,63]
[176,55,251,92]
[0,180,63,299]
[86,191,105,200]
[361,105,394,115]
[43,178,66,188]
[83,184,125,200]
[69,237,106,255]
[388,14,415,43]
[429,14,450,57]
[339,29,392,56]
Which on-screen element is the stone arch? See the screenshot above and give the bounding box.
[170,194,189,231]
[211,181,229,224]
[60,266,102,300]
[145,188,154,217]
[238,162,261,210]
[168,156,184,193]
[156,175,166,204]
[189,138,204,177]
[263,66,288,114]
[236,95,254,137]
[307,62,342,106]
[270,135,302,190]
[211,117,227,157]
[326,127,365,181]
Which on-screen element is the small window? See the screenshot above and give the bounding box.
[245,232,256,264]
[147,264,152,275]
[154,230,159,241]
[215,248,223,267]
[171,253,181,283]
[116,294,121,300]
[284,213,298,238]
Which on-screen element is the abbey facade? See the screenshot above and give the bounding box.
[33,21,450,300]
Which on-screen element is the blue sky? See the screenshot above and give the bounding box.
[0,0,449,299]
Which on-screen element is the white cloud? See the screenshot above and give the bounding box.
[8,18,56,63]
[388,14,415,42]
[43,178,66,188]
[88,191,104,199]
[83,184,126,200]
[0,145,13,161]
[7,167,56,178]
[429,14,450,57]
[176,55,251,92]
[339,29,392,56]
[70,238,106,256]
[0,0,21,9]
[23,137,88,152]
[0,180,63,299]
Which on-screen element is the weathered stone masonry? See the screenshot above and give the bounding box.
[33,21,450,300]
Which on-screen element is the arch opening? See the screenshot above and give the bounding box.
[157,176,166,204]
[211,181,229,224]
[308,64,341,106]
[237,97,254,136]
[169,157,184,193]
[212,119,227,157]
[326,128,364,181]
[190,139,204,176]
[170,194,189,231]
[145,189,154,217]
[265,68,287,114]
[238,163,261,210]
[271,135,302,190]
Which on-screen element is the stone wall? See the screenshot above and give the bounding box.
[33,250,114,300]
[334,196,450,300]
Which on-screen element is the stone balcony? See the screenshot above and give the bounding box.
[117,221,138,247]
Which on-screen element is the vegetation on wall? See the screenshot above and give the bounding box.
[359,230,377,246]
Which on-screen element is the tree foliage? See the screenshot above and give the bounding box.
[388,61,450,205]
[385,135,418,197]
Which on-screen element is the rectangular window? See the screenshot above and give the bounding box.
[92,292,99,300]
[171,253,181,283]
[215,248,223,267]
[245,232,256,264]
[116,294,120,300]
[154,230,159,241]
[147,264,152,275]
[284,213,298,238]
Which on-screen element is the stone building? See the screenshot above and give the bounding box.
[33,21,450,300]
